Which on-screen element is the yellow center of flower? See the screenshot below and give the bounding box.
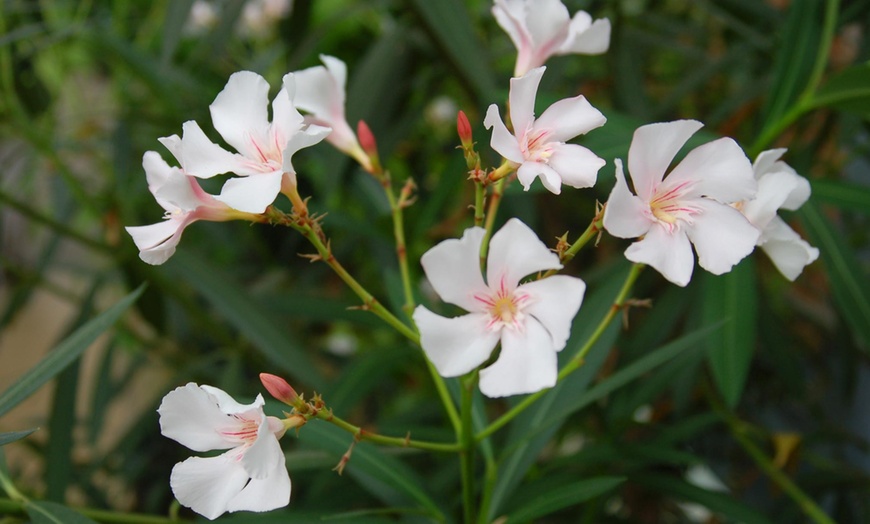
[473,275,532,332]
[492,295,519,324]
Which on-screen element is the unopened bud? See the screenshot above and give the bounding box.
[356,120,381,173]
[260,373,298,406]
[357,120,377,156]
[457,110,473,149]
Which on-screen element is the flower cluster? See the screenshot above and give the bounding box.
[136,0,820,519]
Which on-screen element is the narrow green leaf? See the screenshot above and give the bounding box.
[703,258,757,408]
[810,179,870,213]
[762,0,821,123]
[504,476,625,523]
[404,0,497,101]
[799,201,870,352]
[0,285,144,419]
[47,279,103,502]
[0,429,38,446]
[166,251,326,389]
[46,361,79,502]
[539,323,721,429]
[296,423,444,519]
[24,501,98,524]
[811,61,870,117]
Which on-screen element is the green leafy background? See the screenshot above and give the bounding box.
[1,0,870,522]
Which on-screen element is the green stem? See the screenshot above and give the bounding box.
[268,209,462,432]
[288,217,420,344]
[543,210,604,279]
[709,394,836,524]
[428,359,462,434]
[480,177,507,267]
[383,176,416,320]
[475,264,645,441]
[0,498,179,524]
[476,450,498,524]
[315,410,462,453]
[473,182,486,228]
[459,371,478,524]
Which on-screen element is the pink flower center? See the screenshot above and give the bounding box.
[649,181,700,232]
[219,416,260,445]
[244,128,285,173]
[520,126,555,163]
[473,276,532,331]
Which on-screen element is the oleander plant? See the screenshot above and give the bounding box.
[2,1,870,523]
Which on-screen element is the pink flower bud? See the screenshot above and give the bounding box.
[357,120,378,159]
[259,373,298,405]
[457,110,473,149]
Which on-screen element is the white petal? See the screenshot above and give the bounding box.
[524,0,570,51]
[517,160,561,193]
[628,120,703,201]
[158,383,239,451]
[742,170,801,230]
[158,134,183,164]
[759,217,819,281]
[479,318,557,397]
[666,137,756,203]
[271,75,305,142]
[625,225,695,287]
[322,118,359,155]
[294,55,347,124]
[603,159,653,239]
[419,226,490,311]
[126,219,182,252]
[780,171,811,211]
[170,454,249,520]
[142,151,173,196]
[752,148,787,179]
[214,171,284,214]
[484,105,524,164]
[199,385,265,415]
[178,121,254,178]
[547,143,605,189]
[492,0,527,59]
[534,95,606,143]
[486,218,562,289]
[210,71,271,156]
[282,124,331,174]
[519,275,586,351]
[560,17,610,54]
[685,199,759,275]
[413,308,500,377]
[509,66,546,138]
[226,462,291,514]
[293,65,333,118]
[126,217,193,266]
[135,232,185,265]
[154,171,208,212]
[241,421,283,479]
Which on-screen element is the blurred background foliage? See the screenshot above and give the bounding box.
[1,0,870,522]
